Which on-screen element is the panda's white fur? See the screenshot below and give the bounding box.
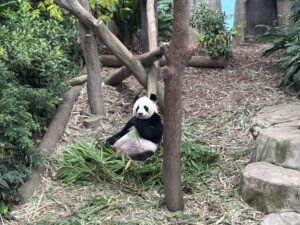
[113,127,158,156]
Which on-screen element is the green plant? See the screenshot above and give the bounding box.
[157,0,173,41]
[257,0,300,87]
[190,2,233,59]
[88,0,140,46]
[0,1,82,211]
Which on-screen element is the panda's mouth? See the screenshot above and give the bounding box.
[136,114,148,119]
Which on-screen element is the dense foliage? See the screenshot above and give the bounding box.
[190,2,234,58]
[257,0,300,88]
[157,0,173,41]
[0,1,82,211]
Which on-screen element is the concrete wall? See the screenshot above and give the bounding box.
[234,0,291,42]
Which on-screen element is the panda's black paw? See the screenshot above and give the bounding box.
[130,151,154,162]
[106,136,117,145]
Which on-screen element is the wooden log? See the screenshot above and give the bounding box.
[78,0,105,115]
[105,45,165,85]
[85,34,105,115]
[19,86,82,201]
[68,74,87,86]
[160,55,226,68]
[101,55,226,68]
[54,0,165,109]
[146,0,159,96]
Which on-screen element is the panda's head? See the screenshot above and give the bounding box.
[133,94,158,119]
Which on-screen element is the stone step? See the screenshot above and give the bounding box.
[261,212,300,225]
[251,102,300,171]
[240,162,300,213]
[251,124,300,171]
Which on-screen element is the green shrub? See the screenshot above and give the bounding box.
[0,1,82,211]
[157,0,173,41]
[257,0,300,87]
[190,2,233,59]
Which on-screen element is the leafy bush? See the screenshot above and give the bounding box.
[257,0,300,87]
[57,133,218,192]
[157,0,173,41]
[190,2,233,58]
[0,1,82,210]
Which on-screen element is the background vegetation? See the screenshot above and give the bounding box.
[257,0,300,89]
[0,0,82,212]
[190,2,234,58]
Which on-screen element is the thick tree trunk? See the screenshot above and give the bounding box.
[54,0,165,107]
[78,0,105,115]
[163,0,194,211]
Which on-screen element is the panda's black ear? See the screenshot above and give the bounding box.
[149,93,158,102]
[133,95,139,104]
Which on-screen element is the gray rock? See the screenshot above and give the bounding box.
[293,71,300,91]
[251,102,300,171]
[240,162,300,213]
[261,212,300,225]
[251,122,300,171]
[253,102,300,126]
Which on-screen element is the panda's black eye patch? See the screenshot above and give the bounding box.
[136,106,139,112]
[144,106,149,112]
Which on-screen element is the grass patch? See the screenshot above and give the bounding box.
[26,194,127,225]
[57,127,218,192]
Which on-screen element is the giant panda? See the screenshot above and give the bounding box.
[106,94,163,161]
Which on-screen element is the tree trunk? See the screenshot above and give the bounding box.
[78,0,105,115]
[163,0,194,212]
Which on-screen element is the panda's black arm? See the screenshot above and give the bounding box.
[106,119,134,145]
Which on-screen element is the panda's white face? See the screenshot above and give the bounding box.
[133,96,158,119]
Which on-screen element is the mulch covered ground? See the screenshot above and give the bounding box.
[6,43,298,225]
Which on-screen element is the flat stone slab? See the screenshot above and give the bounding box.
[240,162,300,213]
[251,102,300,171]
[254,102,300,126]
[261,212,300,225]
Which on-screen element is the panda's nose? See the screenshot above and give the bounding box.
[138,112,143,116]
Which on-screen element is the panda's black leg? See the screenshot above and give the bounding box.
[130,151,154,161]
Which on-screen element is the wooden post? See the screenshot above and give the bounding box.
[78,0,105,115]
[146,0,159,97]
[162,0,194,211]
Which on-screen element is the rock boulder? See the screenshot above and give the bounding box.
[240,162,300,213]
[251,102,300,171]
[261,212,300,225]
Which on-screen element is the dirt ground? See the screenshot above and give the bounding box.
[5,43,298,225]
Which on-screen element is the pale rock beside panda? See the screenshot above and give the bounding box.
[106,94,163,161]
